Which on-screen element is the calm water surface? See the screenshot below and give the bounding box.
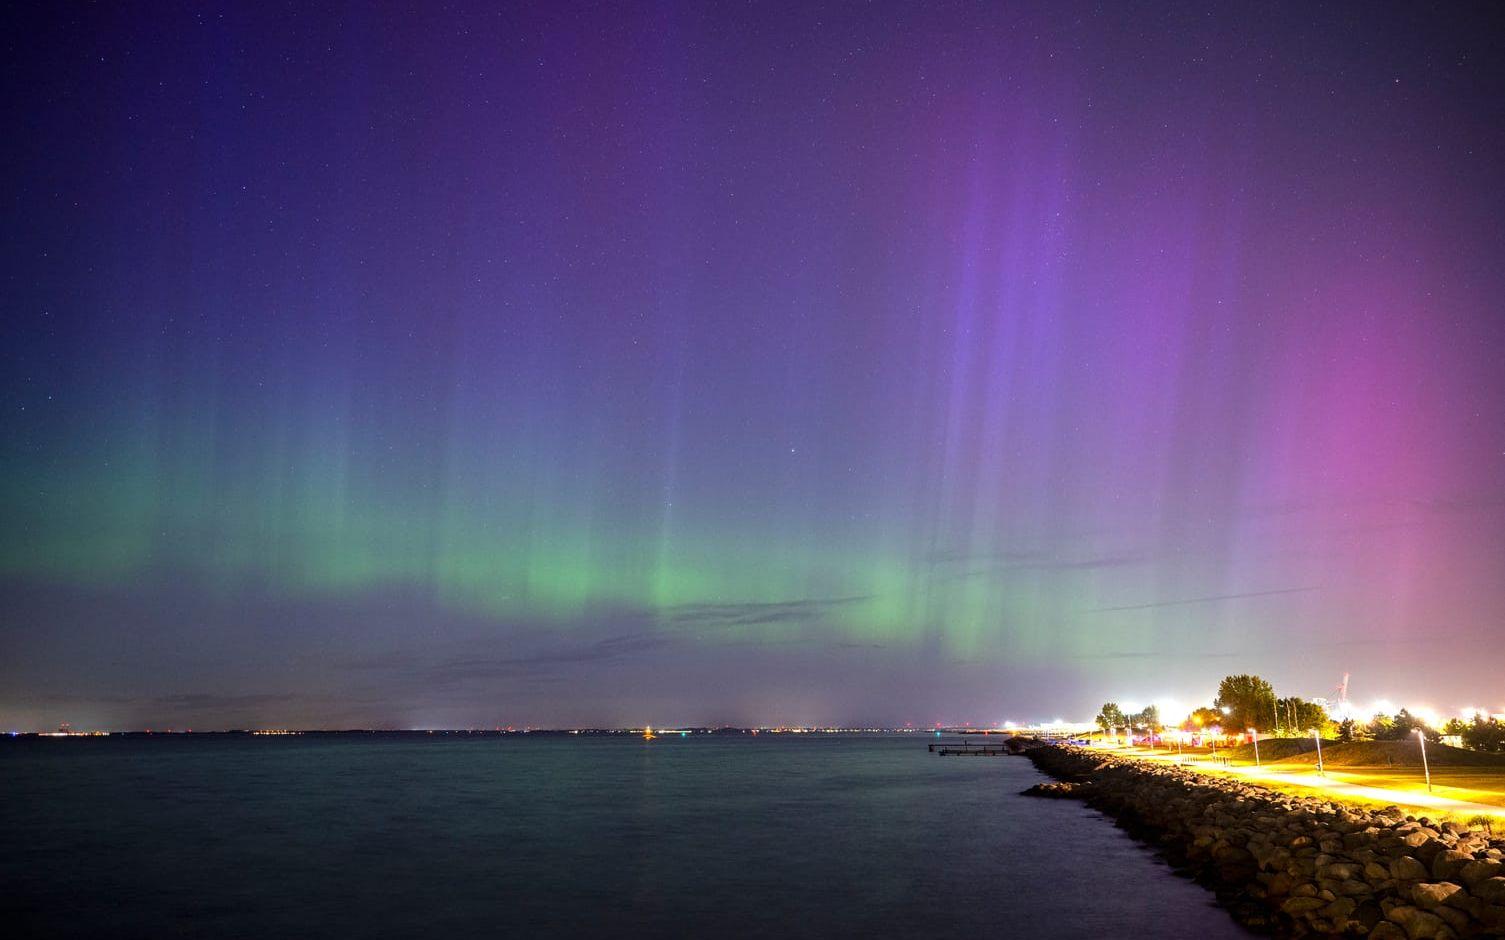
[3,734,1249,938]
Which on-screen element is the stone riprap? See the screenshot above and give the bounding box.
[1022,744,1505,938]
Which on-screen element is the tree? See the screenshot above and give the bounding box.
[1095,702,1127,732]
[1442,718,1469,737]
[1345,717,1373,741]
[1277,697,1330,734]
[1184,706,1226,732]
[1462,716,1505,753]
[1215,675,1277,732]
[1338,718,1357,742]
[1373,709,1439,743]
[1130,705,1161,732]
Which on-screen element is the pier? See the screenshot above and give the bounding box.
[929,740,1011,756]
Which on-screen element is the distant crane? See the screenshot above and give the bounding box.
[1334,672,1350,719]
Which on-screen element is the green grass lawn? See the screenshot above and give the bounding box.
[1325,767,1505,809]
[1113,743,1505,816]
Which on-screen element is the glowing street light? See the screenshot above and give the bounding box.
[1312,729,1324,776]
[1415,728,1432,794]
[1249,729,1260,767]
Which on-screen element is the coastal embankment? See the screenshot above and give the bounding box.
[1022,744,1505,938]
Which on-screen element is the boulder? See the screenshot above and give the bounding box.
[1261,871,1293,897]
[1476,903,1505,929]
[1391,856,1429,883]
[1432,906,1469,934]
[1387,906,1452,940]
[1353,899,1384,931]
[1409,882,1462,910]
[1475,876,1505,905]
[1414,839,1448,865]
[1282,895,1327,915]
[1019,782,1082,798]
[1430,850,1472,882]
[1460,859,1503,888]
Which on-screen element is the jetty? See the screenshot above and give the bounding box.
[929,740,1010,756]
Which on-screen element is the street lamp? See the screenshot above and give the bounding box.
[1415,728,1432,793]
[1250,728,1260,767]
[1312,728,1324,776]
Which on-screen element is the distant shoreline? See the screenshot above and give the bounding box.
[4,726,960,738]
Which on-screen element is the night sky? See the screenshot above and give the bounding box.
[4,3,1503,730]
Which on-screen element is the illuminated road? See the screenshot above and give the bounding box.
[1100,744,1505,819]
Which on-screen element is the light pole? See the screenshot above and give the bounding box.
[1312,729,1325,776]
[1416,729,1432,793]
[1250,728,1260,767]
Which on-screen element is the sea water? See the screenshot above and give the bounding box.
[2,733,1249,938]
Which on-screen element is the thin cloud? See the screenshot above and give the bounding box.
[929,548,1148,572]
[154,692,295,709]
[1066,650,1242,661]
[424,633,676,683]
[663,595,870,628]
[1087,586,1319,613]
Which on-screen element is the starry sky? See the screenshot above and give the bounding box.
[3,2,1503,730]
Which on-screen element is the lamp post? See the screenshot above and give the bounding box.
[1416,729,1432,793]
[1250,729,1260,767]
[1313,729,1324,776]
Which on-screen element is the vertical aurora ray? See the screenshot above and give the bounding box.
[2,2,1503,728]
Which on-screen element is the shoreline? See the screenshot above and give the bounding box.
[1021,744,1505,938]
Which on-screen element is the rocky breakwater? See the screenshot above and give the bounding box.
[1022,745,1505,938]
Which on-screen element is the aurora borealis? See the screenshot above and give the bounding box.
[3,3,1503,730]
